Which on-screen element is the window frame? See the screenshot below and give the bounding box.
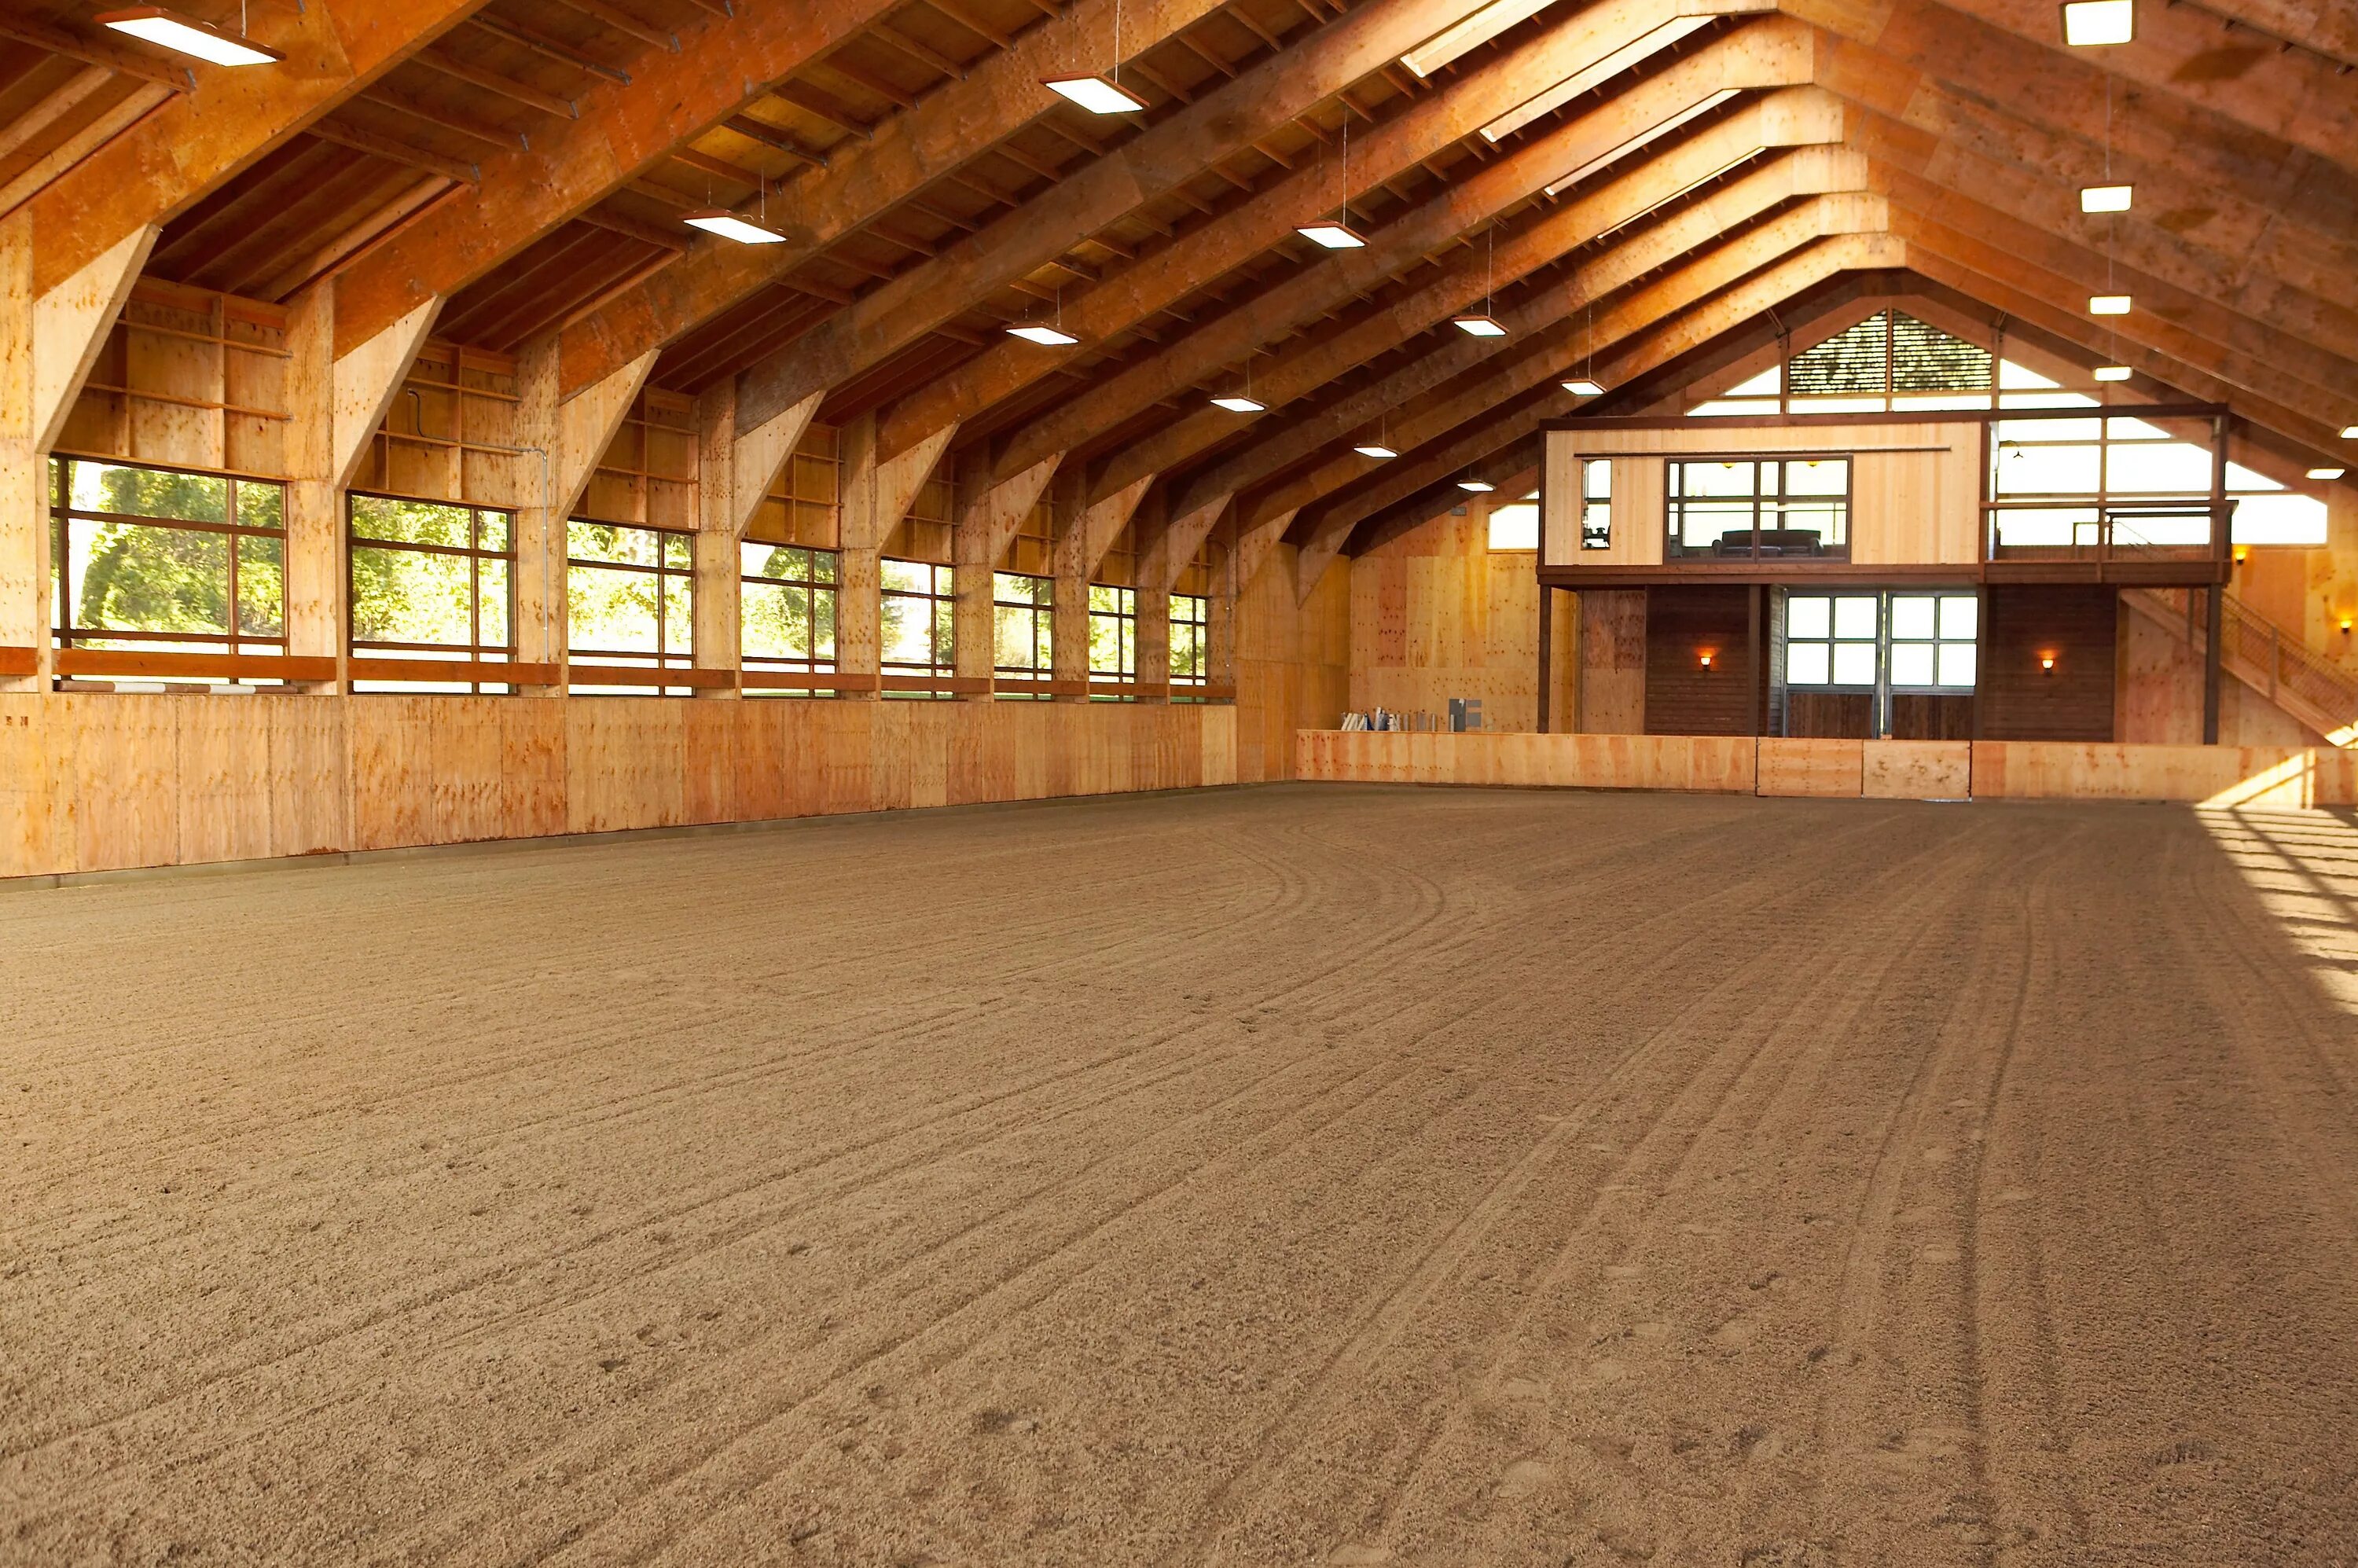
[879,556,956,692]
[347,491,516,692]
[1170,592,1209,692]
[1089,583,1137,687]
[740,541,840,695]
[565,517,698,688]
[49,455,289,666]
[1666,454,1853,561]
[1580,459,1612,550]
[991,570,1054,687]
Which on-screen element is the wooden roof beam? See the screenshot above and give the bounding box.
[723,0,1526,435]
[326,0,913,358]
[869,0,1780,465]
[27,0,491,296]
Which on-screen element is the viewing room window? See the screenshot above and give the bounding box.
[1581,460,1612,549]
[741,542,838,695]
[349,494,514,692]
[1667,457,1850,560]
[880,557,954,692]
[1787,590,1978,692]
[1090,584,1137,684]
[1989,415,2325,553]
[567,520,695,691]
[50,457,286,673]
[994,571,1052,691]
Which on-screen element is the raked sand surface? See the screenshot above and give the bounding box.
[3,783,2356,1566]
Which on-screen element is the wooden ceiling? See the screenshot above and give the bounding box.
[7,0,2355,560]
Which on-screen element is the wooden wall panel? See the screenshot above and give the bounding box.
[1294,730,1756,792]
[1644,585,1754,736]
[1757,736,1863,796]
[1982,586,2117,742]
[1234,542,1349,781]
[349,697,437,851]
[1862,740,1971,799]
[1578,589,1645,733]
[1348,507,1559,733]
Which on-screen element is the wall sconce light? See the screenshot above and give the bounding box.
[1699,652,1715,670]
[2040,654,2057,674]
[2341,616,2353,634]
[2234,546,2249,565]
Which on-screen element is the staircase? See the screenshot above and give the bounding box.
[2122,587,2357,744]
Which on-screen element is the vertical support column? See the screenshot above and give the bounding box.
[949,451,1059,702]
[1537,583,1553,733]
[0,212,155,691]
[2203,582,2224,745]
[693,384,742,694]
[1137,587,1170,700]
[837,413,955,700]
[514,335,658,690]
[1048,467,1091,703]
[0,214,39,692]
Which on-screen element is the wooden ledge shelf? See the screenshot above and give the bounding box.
[55,649,336,683]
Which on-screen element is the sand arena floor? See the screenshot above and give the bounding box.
[3,783,2356,1566]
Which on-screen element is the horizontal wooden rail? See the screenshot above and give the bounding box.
[55,649,336,683]
[350,656,561,685]
[566,663,737,689]
[0,646,35,678]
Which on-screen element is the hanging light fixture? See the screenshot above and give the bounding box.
[1296,103,1367,249]
[1456,476,1495,493]
[1007,285,1080,346]
[1211,355,1263,412]
[98,6,281,65]
[1453,223,1507,337]
[2093,365,2132,382]
[1562,379,1605,396]
[2062,0,2133,46]
[2343,426,2358,439]
[2308,467,2347,480]
[1353,412,1396,457]
[2080,184,2133,213]
[1560,300,1604,398]
[685,210,784,244]
[1045,0,1146,113]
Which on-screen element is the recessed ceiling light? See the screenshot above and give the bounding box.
[1295,222,1368,250]
[1453,314,1508,337]
[2093,365,2132,381]
[2089,294,2132,315]
[2062,0,2134,46]
[1353,443,1398,458]
[2308,467,2346,480]
[1044,74,1147,114]
[1210,395,1265,413]
[1006,324,1079,346]
[1456,479,1495,493]
[97,7,282,65]
[684,210,786,244]
[1562,379,1605,396]
[2080,183,2133,213]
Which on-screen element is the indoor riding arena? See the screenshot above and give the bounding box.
[2,1,2355,1564]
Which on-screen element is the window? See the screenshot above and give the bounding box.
[741,543,837,693]
[1170,593,1209,690]
[567,520,695,685]
[1784,593,1881,689]
[1667,457,1849,560]
[1486,500,1538,551]
[1089,584,1136,684]
[880,557,954,690]
[50,457,286,669]
[1887,593,1978,691]
[994,571,1052,689]
[1989,416,2223,557]
[1581,461,1611,549]
[349,494,513,691]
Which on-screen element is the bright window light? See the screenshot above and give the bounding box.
[685,211,785,244]
[2092,365,2132,381]
[2080,183,2133,213]
[1044,74,1147,114]
[1295,222,1368,249]
[97,7,283,65]
[1007,324,1079,346]
[1400,0,1557,78]
[1210,395,1265,413]
[1353,443,1398,458]
[1478,17,1715,143]
[2089,294,2132,315]
[2308,467,2346,480]
[1453,314,1508,338]
[1457,478,1495,493]
[1487,501,1539,550]
[2062,0,2134,46]
[1545,91,1739,196]
[1563,379,1605,396]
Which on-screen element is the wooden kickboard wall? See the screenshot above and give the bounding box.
[1295,730,2358,808]
[1,696,1238,880]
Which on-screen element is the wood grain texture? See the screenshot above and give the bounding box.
[1645,585,1754,735]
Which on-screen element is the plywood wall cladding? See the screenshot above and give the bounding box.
[1541,422,1984,570]
[54,281,291,476]
[0,696,1238,881]
[1295,732,2358,808]
[1236,543,1349,784]
[1348,507,1572,733]
[352,343,525,508]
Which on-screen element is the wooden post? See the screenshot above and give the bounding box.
[837,411,953,699]
[1048,467,1091,703]
[1,212,157,691]
[1137,586,1170,700]
[2203,583,2224,744]
[513,334,656,689]
[951,450,1060,701]
[694,385,741,694]
[1537,582,1552,733]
